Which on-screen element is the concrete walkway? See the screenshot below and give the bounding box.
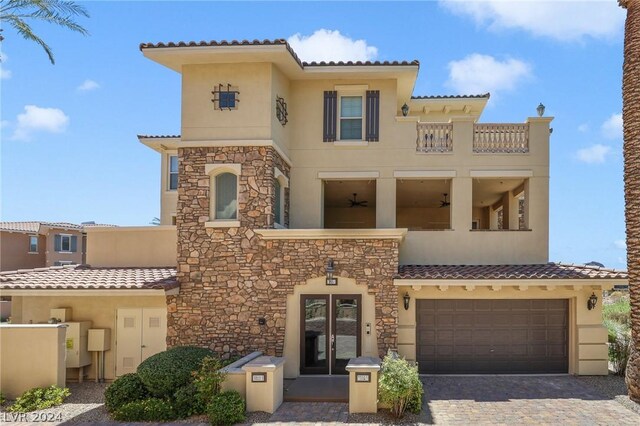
[253,375,640,425]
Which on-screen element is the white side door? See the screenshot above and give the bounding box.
[116,308,142,376]
[141,308,167,361]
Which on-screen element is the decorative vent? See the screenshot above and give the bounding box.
[276,96,288,126]
[211,84,240,110]
[149,317,160,328]
[124,317,135,328]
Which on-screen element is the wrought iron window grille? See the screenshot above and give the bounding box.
[211,83,240,110]
[276,96,288,126]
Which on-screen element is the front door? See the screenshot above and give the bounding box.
[300,294,361,375]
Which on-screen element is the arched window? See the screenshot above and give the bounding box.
[215,172,238,220]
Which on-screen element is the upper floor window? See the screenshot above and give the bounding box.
[340,96,363,140]
[168,155,178,190]
[274,168,289,228]
[55,234,77,253]
[212,84,240,110]
[274,179,282,225]
[29,235,38,253]
[215,173,238,220]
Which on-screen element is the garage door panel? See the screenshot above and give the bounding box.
[416,299,568,374]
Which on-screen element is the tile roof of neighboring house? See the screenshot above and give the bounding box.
[137,134,181,139]
[139,38,419,69]
[411,93,491,100]
[0,221,118,233]
[0,265,178,291]
[396,263,628,280]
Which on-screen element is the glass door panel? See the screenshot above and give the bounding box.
[332,295,361,375]
[300,295,329,374]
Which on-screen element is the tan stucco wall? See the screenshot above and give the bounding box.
[0,231,46,271]
[11,295,167,381]
[270,63,291,155]
[396,284,609,375]
[283,276,377,378]
[86,226,177,267]
[0,325,66,398]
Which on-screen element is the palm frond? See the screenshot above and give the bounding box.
[4,14,54,64]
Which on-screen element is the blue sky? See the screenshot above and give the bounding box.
[0,0,627,268]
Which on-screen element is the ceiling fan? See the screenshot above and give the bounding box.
[348,193,368,208]
[439,193,450,208]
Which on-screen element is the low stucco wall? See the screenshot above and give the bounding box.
[11,295,167,380]
[0,324,66,398]
[396,284,610,375]
[85,226,177,267]
[220,351,263,399]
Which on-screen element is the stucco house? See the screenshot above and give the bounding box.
[0,39,627,381]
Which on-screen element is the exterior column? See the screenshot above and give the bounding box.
[376,177,396,228]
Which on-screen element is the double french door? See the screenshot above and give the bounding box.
[300,294,361,375]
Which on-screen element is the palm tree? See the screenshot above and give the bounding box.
[620,0,640,402]
[0,0,89,64]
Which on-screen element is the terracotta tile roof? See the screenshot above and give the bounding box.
[396,263,628,280]
[0,221,82,233]
[139,38,419,68]
[137,134,181,139]
[411,93,491,100]
[0,265,178,291]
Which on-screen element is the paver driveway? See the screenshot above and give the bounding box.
[421,375,639,425]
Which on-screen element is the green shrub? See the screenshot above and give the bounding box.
[193,356,227,406]
[606,321,631,376]
[8,385,70,413]
[206,390,245,426]
[112,398,177,422]
[137,346,213,398]
[378,350,423,418]
[0,391,6,405]
[104,373,149,412]
[603,297,631,328]
[173,383,206,418]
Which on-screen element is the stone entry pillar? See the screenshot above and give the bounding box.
[242,356,285,413]
[346,356,381,413]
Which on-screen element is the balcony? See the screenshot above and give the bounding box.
[415,122,530,154]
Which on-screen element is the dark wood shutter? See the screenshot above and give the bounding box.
[323,91,337,142]
[365,90,380,142]
[54,234,62,252]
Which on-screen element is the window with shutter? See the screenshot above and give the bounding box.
[54,234,62,252]
[70,235,78,252]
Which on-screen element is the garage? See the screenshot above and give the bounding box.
[416,299,568,374]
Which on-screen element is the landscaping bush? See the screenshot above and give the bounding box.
[606,321,631,376]
[206,390,245,426]
[104,373,149,412]
[112,398,177,422]
[193,356,227,406]
[173,383,206,418]
[137,346,213,398]
[8,385,70,413]
[0,391,5,405]
[378,350,423,418]
[603,296,631,328]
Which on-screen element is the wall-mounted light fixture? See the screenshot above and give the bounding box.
[403,292,411,310]
[326,259,337,286]
[587,292,598,311]
[537,102,545,117]
[401,103,410,117]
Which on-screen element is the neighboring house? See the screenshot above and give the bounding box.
[0,39,627,381]
[0,222,87,271]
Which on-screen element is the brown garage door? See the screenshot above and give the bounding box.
[416,299,568,374]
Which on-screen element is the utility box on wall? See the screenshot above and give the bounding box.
[88,329,111,352]
[63,321,92,368]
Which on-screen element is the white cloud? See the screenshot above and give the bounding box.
[76,79,100,92]
[576,144,612,164]
[287,29,378,62]
[440,0,624,42]
[11,105,69,141]
[446,54,531,96]
[601,113,623,139]
[614,239,627,250]
[1,68,12,79]
[577,123,590,133]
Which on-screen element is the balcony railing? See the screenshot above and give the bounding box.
[416,123,453,153]
[473,123,529,153]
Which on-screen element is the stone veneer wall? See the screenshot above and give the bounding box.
[170,146,399,357]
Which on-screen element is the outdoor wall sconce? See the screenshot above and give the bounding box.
[587,292,598,311]
[401,103,410,117]
[326,259,337,286]
[403,292,411,310]
[537,102,545,117]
